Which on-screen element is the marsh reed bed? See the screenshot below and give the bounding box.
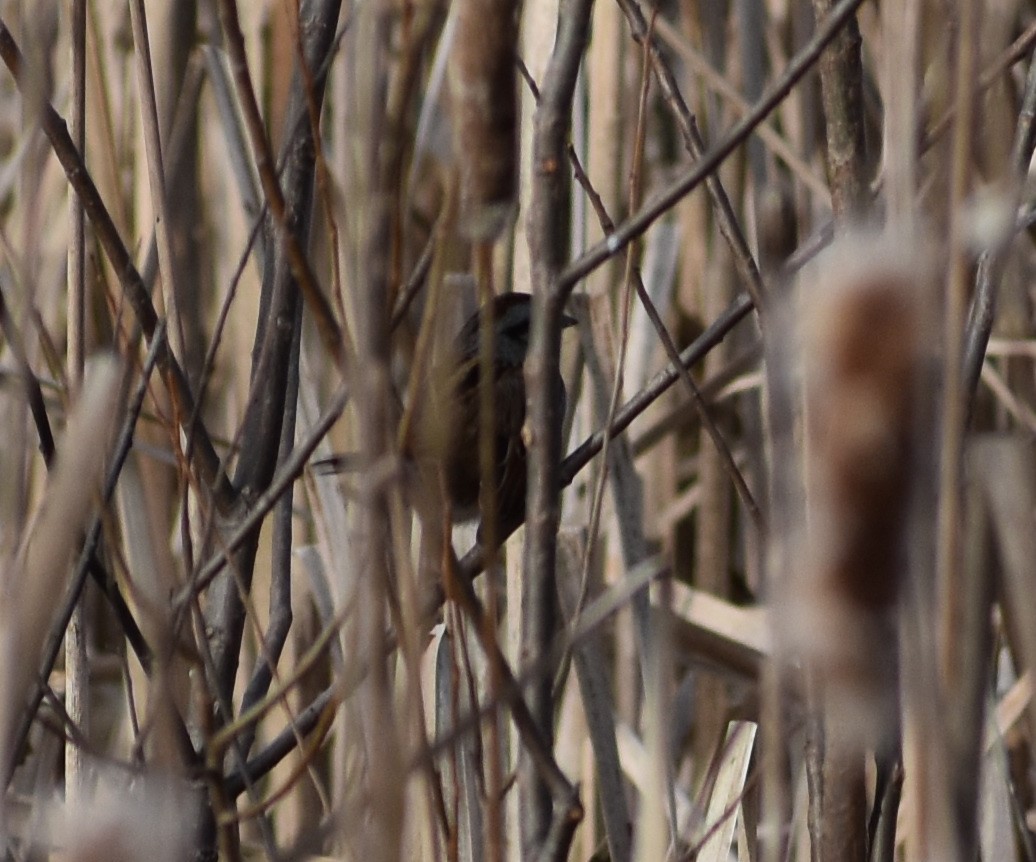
[0,0,1033,860]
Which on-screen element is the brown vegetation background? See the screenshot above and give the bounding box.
[0,1,1034,861]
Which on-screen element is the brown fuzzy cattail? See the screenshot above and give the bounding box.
[791,232,933,739]
[447,0,518,240]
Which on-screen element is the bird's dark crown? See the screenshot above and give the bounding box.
[458,294,575,365]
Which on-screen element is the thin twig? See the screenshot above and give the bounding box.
[651,16,830,199]
[129,0,187,362]
[963,50,1036,417]
[613,0,767,311]
[0,17,235,509]
[214,0,349,374]
[566,134,764,533]
[558,0,866,294]
[173,384,350,605]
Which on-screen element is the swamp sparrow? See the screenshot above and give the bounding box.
[316,293,576,528]
[384,292,574,533]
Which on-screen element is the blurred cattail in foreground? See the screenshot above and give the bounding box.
[44,771,195,862]
[447,0,518,240]
[781,231,935,744]
[0,359,122,788]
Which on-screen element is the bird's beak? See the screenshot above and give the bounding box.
[561,311,578,329]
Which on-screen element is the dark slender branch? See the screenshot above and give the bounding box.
[237,307,304,759]
[923,18,1036,151]
[0,18,235,510]
[231,557,666,799]
[522,46,765,534]
[565,143,763,533]
[224,687,337,798]
[389,224,437,330]
[557,0,866,294]
[206,0,343,707]
[0,282,55,463]
[963,50,1036,417]
[869,763,903,862]
[214,0,347,374]
[139,56,209,294]
[174,384,350,610]
[563,292,753,483]
[614,0,766,311]
[442,552,581,819]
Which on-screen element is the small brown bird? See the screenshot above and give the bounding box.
[316,293,576,530]
[416,293,577,528]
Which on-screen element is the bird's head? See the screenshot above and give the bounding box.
[459,293,577,366]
